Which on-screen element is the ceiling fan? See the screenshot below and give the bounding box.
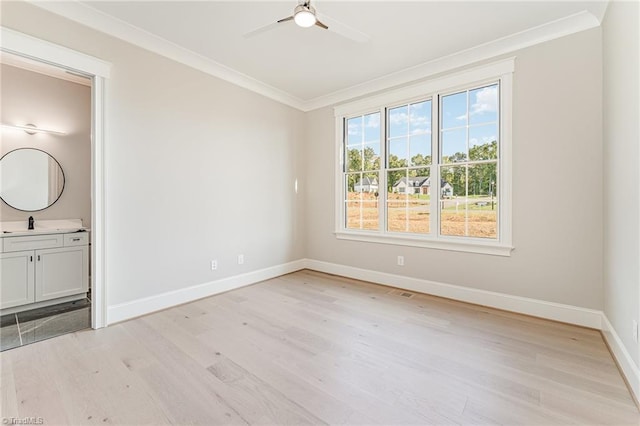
[243,0,369,43]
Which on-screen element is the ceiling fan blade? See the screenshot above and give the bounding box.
[316,13,369,43]
[315,20,328,30]
[243,20,284,39]
[277,16,294,23]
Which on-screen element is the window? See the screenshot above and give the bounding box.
[335,60,513,256]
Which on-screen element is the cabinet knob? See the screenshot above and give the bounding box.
[30,255,33,262]
[72,238,80,241]
[37,255,41,261]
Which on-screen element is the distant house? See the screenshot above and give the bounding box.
[392,176,453,197]
[393,176,429,194]
[354,176,378,193]
[440,180,454,198]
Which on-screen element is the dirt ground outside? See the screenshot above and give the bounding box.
[345,192,497,238]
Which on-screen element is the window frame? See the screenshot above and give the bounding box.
[334,59,514,256]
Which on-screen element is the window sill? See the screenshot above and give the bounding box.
[335,231,513,257]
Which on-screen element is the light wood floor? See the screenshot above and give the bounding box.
[1,270,638,425]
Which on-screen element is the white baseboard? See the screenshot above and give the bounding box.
[107,259,306,324]
[303,259,603,329]
[107,257,602,330]
[601,314,640,405]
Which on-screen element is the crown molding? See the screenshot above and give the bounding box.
[29,0,306,110]
[29,2,600,112]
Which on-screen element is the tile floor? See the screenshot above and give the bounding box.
[0,299,91,351]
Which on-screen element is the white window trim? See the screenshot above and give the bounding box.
[334,58,514,257]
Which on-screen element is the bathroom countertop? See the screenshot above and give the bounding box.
[0,219,89,237]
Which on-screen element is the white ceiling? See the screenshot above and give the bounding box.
[33,1,609,110]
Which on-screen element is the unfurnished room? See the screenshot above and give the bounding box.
[0,1,638,425]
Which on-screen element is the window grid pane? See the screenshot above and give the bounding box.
[343,112,381,231]
[387,168,430,234]
[439,83,499,240]
[386,99,432,235]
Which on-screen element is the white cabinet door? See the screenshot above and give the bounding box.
[35,246,89,302]
[0,251,35,309]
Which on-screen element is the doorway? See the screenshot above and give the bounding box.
[0,52,93,351]
[0,27,110,340]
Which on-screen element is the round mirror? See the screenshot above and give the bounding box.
[0,148,65,212]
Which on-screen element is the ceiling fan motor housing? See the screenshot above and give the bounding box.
[294,3,317,27]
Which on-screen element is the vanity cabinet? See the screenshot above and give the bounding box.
[0,231,89,310]
[0,250,35,309]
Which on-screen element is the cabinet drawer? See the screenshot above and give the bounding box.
[63,233,89,247]
[3,234,63,252]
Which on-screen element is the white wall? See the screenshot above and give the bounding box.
[1,2,306,307]
[0,64,91,226]
[603,1,640,366]
[305,28,604,310]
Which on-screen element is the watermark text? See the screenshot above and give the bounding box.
[2,417,44,425]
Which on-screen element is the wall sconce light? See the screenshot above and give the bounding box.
[1,123,66,136]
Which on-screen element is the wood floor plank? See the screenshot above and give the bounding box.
[7,339,71,424]
[199,336,359,424]
[50,333,169,425]
[0,351,20,419]
[207,355,326,425]
[1,270,638,425]
[121,319,251,425]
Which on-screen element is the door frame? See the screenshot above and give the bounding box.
[1,27,111,328]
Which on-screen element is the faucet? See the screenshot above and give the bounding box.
[28,216,34,230]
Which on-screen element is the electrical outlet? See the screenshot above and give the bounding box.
[238,254,244,265]
[633,320,638,344]
[210,260,217,271]
[397,256,404,266]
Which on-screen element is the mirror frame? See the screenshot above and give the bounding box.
[0,147,66,212]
